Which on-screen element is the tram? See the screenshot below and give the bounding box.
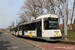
[11,13,62,41]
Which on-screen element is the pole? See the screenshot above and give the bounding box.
[16,19,17,25]
[63,1,67,40]
[18,24,19,36]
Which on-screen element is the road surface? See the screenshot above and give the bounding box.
[0,32,40,50]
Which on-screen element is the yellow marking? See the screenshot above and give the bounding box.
[56,32,59,37]
[30,31,32,38]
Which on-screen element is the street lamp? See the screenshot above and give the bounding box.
[16,14,21,25]
[16,14,20,36]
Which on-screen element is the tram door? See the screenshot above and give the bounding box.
[22,26,24,35]
[22,30,24,35]
[15,27,17,35]
[37,21,42,37]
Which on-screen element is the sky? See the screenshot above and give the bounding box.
[0,0,74,29]
[0,0,25,29]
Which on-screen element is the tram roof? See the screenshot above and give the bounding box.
[19,20,40,26]
[19,13,58,26]
[36,13,58,19]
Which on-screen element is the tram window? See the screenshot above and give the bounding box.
[37,21,41,29]
[24,25,27,30]
[23,25,25,30]
[15,27,17,31]
[19,26,22,31]
[30,23,36,30]
[28,23,35,30]
[24,24,30,30]
[14,28,15,31]
[24,23,36,30]
[44,18,59,30]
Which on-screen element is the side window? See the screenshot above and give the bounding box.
[37,21,41,30]
[25,25,27,30]
[19,26,22,31]
[23,25,25,30]
[23,23,36,30]
[44,20,49,29]
[27,24,29,30]
[15,27,17,31]
[24,23,36,30]
[24,24,29,30]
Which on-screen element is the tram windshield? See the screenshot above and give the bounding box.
[44,18,59,30]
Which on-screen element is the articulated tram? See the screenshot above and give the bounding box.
[11,13,62,41]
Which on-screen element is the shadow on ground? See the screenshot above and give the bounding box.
[0,41,13,50]
[18,36,60,43]
[0,32,3,34]
[0,32,13,50]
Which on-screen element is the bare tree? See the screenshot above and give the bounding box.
[36,0,44,14]
[19,13,28,22]
[8,22,15,32]
[71,0,75,32]
[20,0,74,33]
[21,0,44,19]
[44,0,55,13]
[11,22,15,27]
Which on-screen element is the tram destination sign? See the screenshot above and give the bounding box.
[48,17,58,21]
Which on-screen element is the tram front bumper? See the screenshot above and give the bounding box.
[42,36,62,41]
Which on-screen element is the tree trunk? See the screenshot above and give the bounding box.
[62,20,64,33]
[71,2,74,32]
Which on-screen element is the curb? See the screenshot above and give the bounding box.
[61,40,75,42]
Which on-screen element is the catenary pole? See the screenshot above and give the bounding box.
[63,0,67,40]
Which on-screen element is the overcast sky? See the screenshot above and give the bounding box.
[0,0,25,28]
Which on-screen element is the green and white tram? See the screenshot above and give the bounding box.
[13,13,62,41]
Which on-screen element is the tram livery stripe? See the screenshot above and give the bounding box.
[56,32,59,37]
[30,31,32,38]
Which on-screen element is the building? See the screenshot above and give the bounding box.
[60,19,75,31]
[0,28,3,31]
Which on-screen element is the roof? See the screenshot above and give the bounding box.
[0,28,2,29]
[20,19,41,26]
[36,13,58,19]
[19,13,58,26]
[60,24,63,26]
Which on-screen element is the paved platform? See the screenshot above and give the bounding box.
[0,32,40,50]
[40,43,75,50]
